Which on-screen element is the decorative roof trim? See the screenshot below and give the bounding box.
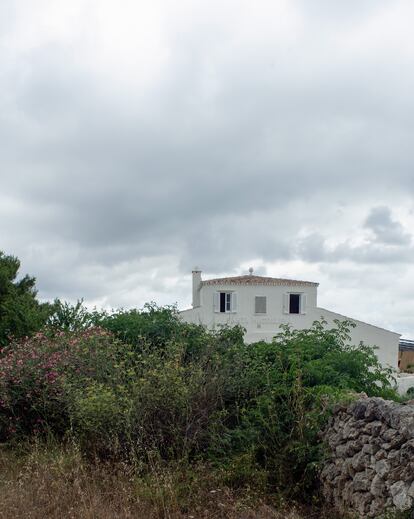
[201,275,319,287]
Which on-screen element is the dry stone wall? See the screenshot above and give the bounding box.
[321,397,414,518]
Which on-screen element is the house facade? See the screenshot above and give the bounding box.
[180,268,400,370]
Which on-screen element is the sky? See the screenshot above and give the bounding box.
[1,0,414,337]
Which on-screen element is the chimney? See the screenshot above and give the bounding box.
[192,267,202,308]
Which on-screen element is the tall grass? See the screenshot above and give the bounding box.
[0,442,322,519]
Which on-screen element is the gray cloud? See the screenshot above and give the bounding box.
[364,206,411,245]
[1,0,414,335]
[298,207,413,265]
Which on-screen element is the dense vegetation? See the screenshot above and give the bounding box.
[0,309,397,497]
[0,251,400,515]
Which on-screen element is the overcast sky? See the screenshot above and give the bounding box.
[1,0,414,337]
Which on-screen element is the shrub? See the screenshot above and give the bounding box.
[212,319,397,496]
[98,304,183,352]
[126,341,224,461]
[0,332,70,439]
[0,328,136,442]
[47,299,102,332]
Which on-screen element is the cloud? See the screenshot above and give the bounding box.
[297,207,413,265]
[1,0,414,335]
[364,206,411,245]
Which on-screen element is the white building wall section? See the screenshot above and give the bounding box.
[307,307,400,370]
[181,283,317,328]
[396,374,414,395]
[180,282,399,370]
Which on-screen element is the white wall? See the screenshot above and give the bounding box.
[182,282,317,326]
[308,307,400,370]
[180,281,400,370]
[396,374,414,395]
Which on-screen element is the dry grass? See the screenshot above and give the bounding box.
[0,444,331,519]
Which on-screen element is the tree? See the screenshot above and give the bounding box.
[0,251,51,346]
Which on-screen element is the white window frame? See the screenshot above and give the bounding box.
[214,291,237,313]
[283,292,307,315]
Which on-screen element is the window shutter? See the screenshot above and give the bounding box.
[301,294,307,314]
[231,292,237,312]
[255,296,266,314]
[283,293,289,314]
[213,292,219,312]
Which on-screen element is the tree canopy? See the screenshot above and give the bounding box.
[0,251,51,346]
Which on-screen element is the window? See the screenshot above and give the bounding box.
[284,292,307,314]
[255,296,267,314]
[289,294,301,314]
[214,292,237,313]
[220,292,231,312]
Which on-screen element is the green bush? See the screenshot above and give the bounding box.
[68,381,132,454]
[47,299,102,332]
[98,304,184,351]
[211,319,396,495]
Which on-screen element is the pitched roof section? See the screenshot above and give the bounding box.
[400,339,414,351]
[202,275,319,287]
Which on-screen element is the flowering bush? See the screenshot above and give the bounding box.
[0,328,136,441]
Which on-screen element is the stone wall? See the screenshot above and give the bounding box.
[321,397,414,518]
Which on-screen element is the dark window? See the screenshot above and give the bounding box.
[220,292,226,312]
[217,292,235,312]
[289,294,300,314]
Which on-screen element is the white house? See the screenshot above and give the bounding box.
[180,268,400,371]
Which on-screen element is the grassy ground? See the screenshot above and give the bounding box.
[0,443,336,519]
